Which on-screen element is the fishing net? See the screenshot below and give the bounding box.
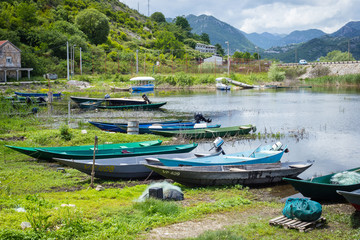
[137,181,184,201]
[282,198,322,222]
[330,171,360,185]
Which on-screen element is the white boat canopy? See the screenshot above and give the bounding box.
[130,76,155,81]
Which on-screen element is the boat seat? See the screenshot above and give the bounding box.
[118,146,128,148]
[229,168,247,172]
[139,143,151,147]
[289,164,308,168]
[205,129,215,133]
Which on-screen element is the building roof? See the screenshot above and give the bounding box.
[0,40,21,52]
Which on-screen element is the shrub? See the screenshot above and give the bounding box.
[309,65,331,78]
[268,64,285,82]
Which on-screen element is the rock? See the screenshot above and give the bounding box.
[95,185,105,191]
[21,222,31,230]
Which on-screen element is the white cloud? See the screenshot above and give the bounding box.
[120,0,360,34]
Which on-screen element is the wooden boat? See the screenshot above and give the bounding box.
[150,124,256,139]
[130,76,155,92]
[89,120,191,133]
[15,92,62,98]
[78,100,104,109]
[35,143,198,160]
[123,123,221,134]
[144,162,312,186]
[337,189,360,211]
[52,151,216,179]
[157,143,288,166]
[5,140,162,161]
[284,167,360,201]
[97,102,166,110]
[70,96,146,106]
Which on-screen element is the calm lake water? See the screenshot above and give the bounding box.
[67,87,360,179]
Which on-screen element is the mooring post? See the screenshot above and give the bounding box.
[68,100,71,125]
[90,136,98,188]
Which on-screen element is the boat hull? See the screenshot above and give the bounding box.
[35,143,198,160]
[97,102,166,110]
[337,189,360,211]
[145,162,312,186]
[5,140,162,161]
[284,167,360,201]
[157,146,286,166]
[150,125,255,139]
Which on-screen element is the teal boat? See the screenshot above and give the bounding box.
[150,125,256,139]
[35,143,198,160]
[5,140,162,161]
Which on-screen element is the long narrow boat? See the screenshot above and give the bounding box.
[97,102,167,110]
[150,124,256,139]
[5,140,162,161]
[337,189,360,211]
[89,120,190,133]
[157,143,287,166]
[35,143,198,160]
[144,162,312,186]
[15,92,62,98]
[70,96,146,106]
[121,123,221,134]
[284,167,360,201]
[52,151,215,179]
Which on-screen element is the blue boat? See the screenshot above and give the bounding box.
[118,123,221,134]
[157,142,288,166]
[15,92,62,98]
[89,120,188,133]
[130,76,155,92]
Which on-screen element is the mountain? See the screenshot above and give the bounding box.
[243,29,325,49]
[186,14,256,53]
[244,32,283,49]
[331,21,360,38]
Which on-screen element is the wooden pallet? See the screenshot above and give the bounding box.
[269,215,326,232]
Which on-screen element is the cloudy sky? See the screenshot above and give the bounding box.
[120,0,359,34]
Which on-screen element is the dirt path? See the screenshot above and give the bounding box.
[146,206,278,239]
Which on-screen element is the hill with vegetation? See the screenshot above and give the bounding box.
[0,0,218,78]
[186,14,256,53]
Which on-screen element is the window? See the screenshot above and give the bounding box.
[6,57,12,64]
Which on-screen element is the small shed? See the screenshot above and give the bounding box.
[0,40,33,82]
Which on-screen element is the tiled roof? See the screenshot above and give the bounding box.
[0,40,8,47]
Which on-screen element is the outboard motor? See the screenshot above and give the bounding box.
[38,97,46,103]
[25,96,32,105]
[271,142,283,151]
[194,113,212,123]
[142,94,151,104]
[209,137,225,155]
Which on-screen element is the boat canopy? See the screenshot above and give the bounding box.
[130,76,155,81]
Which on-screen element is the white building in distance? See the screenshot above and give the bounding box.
[195,43,216,54]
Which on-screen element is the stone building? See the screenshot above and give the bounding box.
[0,40,33,81]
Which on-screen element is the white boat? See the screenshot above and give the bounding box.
[215,77,231,91]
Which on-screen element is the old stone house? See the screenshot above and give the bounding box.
[0,40,33,81]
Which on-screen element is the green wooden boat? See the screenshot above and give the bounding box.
[284,166,360,201]
[5,140,162,161]
[97,102,167,110]
[35,143,198,160]
[150,125,256,139]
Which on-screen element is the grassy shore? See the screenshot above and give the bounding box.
[1,73,360,239]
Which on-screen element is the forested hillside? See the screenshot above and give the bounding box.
[0,0,215,77]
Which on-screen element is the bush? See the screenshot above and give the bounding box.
[59,124,72,141]
[268,64,285,82]
[309,65,331,78]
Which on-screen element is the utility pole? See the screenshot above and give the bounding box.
[148,0,150,17]
[80,47,82,75]
[136,49,139,74]
[66,41,69,81]
[348,40,350,61]
[225,41,230,75]
[295,48,298,63]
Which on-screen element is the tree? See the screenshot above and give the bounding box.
[233,51,243,59]
[154,31,184,57]
[215,43,224,56]
[320,50,355,62]
[151,12,166,23]
[75,8,109,45]
[200,33,210,44]
[268,64,285,82]
[174,16,191,32]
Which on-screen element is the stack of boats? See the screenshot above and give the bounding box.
[6,140,312,186]
[89,116,256,139]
